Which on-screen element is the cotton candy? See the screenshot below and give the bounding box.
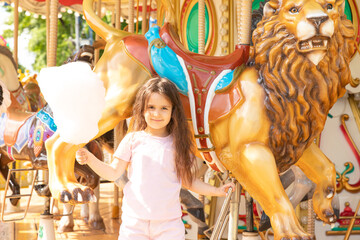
[38,62,105,144]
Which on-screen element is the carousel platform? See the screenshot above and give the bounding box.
[1,182,120,240]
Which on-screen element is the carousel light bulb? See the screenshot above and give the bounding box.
[10,3,14,7]
[25,11,31,16]
[18,7,23,12]
[75,12,80,17]
[58,13,62,18]
[67,9,73,14]
[41,15,46,19]
[34,14,39,18]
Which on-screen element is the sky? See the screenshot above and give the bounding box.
[0,4,36,72]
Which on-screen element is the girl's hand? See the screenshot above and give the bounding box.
[76,148,90,165]
[218,182,236,197]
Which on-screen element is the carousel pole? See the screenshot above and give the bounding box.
[112,0,122,220]
[141,0,148,34]
[112,2,134,218]
[0,1,17,231]
[75,13,80,52]
[344,200,360,240]
[147,0,153,27]
[38,1,58,239]
[136,0,140,34]
[10,0,20,212]
[13,0,19,65]
[47,0,58,67]
[198,0,205,55]
[236,0,252,46]
[46,0,50,60]
[228,182,242,239]
[37,197,55,240]
[115,0,121,29]
[129,0,135,33]
[197,0,205,211]
[237,1,255,239]
[94,0,102,63]
[307,199,315,238]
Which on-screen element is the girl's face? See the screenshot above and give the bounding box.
[144,92,173,137]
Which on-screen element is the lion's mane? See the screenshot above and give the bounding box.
[251,8,355,172]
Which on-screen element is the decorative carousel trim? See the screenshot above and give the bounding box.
[336,112,360,193]
[348,0,360,45]
[180,0,217,55]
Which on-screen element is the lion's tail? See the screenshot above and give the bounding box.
[83,0,132,42]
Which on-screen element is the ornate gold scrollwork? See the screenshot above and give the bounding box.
[336,113,360,193]
[336,162,360,193]
[350,77,360,88]
[148,38,167,71]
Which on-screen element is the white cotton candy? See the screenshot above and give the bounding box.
[0,80,11,113]
[38,62,106,144]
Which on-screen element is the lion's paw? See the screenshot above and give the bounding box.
[312,185,337,224]
[271,213,314,240]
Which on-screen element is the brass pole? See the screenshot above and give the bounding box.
[46,0,50,61]
[198,0,205,54]
[344,200,360,240]
[48,0,59,67]
[13,0,19,65]
[94,0,102,63]
[136,0,140,34]
[129,0,135,33]
[115,0,121,29]
[307,199,315,237]
[142,0,148,34]
[237,0,252,45]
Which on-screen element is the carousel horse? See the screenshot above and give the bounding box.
[41,0,356,239]
[0,45,30,205]
[19,71,46,112]
[0,45,105,231]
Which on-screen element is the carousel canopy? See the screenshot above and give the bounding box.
[0,0,154,16]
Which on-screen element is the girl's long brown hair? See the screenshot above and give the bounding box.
[131,77,196,186]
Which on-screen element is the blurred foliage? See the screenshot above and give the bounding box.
[1,5,138,72]
[2,5,94,72]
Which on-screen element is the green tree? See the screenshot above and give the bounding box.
[2,5,93,72]
[1,5,138,72]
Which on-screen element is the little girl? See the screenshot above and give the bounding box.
[76,77,234,240]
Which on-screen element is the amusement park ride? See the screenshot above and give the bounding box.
[0,0,360,240]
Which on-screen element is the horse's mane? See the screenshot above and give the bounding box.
[0,45,17,71]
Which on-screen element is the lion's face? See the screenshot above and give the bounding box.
[253,0,355,171]
[264,0,345,65]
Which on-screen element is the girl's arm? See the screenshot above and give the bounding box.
[183,178,235,197]
[76,148,128,182]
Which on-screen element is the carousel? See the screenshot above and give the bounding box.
[0,0,360,240]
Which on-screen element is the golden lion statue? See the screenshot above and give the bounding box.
[44,0,355,239]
